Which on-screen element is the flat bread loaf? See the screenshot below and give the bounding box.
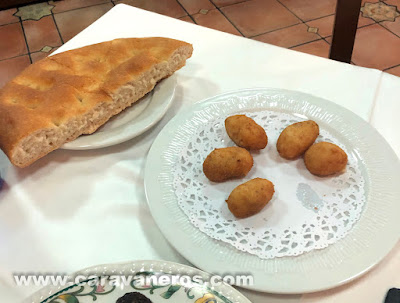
[0,37,193,167]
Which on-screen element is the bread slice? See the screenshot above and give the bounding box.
[0,37,193,167]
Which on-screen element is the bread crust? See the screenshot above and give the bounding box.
[0,37,193,167]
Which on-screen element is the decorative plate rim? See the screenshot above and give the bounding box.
[23,260,251,303]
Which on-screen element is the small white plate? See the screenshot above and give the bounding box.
[144,88,400,294]
[61,75,177,150]
[24,260,251,303]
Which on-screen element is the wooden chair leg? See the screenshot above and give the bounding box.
[329,0,363,63]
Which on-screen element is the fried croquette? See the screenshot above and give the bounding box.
[304,142,348,176]
[203,147,253,182]
[277,120,319,159]
[226,178,275,218]
[225,115,268,150]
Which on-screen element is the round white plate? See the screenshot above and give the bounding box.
[61,75,177,150]
[144,88,400,294]
[24,260,251,303]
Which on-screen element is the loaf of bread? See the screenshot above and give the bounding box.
[0,37,193,167]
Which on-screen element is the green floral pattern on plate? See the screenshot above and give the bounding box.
[41,272,233,303]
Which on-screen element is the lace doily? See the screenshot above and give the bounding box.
[169,110,366,259]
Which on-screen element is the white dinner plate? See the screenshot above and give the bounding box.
[61,75,177,150]
[24,260,251,303]
[144,88,400,294]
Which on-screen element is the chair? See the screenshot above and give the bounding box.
[329,0,363,63]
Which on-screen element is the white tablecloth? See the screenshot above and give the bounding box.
[0,4,398,303]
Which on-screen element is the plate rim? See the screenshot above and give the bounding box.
[61,74,177,150]
[23,259,251,303]
[144,87,400,294]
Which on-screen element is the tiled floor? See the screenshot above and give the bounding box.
[0,0,400,88]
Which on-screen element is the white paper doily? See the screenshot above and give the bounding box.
[168,108,366,259]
